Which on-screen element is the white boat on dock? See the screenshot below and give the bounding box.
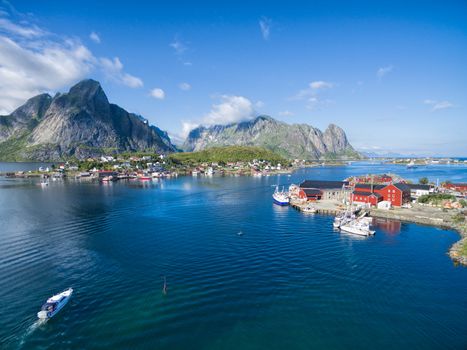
[302,204,317,213]
[340,221,375,236]
[37,288,73,319]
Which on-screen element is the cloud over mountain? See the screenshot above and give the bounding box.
[0,5,142,114]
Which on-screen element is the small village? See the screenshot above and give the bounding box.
[273,174,467,264]
[1,154,298,181]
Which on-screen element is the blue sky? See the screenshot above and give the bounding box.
[1,1,466,155]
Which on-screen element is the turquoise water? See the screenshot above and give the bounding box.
[0,163,466,349]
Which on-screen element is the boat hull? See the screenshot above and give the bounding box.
[340,225,375,236]
[273,198,289,206]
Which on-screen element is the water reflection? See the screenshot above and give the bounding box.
[373,218,402,235]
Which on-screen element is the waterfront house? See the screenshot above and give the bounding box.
[354,183,411,207]
[95,170,118,179]
[299,180,350,201]
[297,188,322,201]
[406,184,434,198]
[353,174,393,184]
[443,183,467,195]
[351,191,383,206]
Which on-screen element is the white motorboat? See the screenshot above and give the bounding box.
[302,204,317,213]
[37,288,73,319]
[340,221,375,236]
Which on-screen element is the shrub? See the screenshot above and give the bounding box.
[417,193,456,205]
[452,212,466,224]
[419,177,429,185]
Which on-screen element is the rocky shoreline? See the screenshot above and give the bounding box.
[369,205,467,266]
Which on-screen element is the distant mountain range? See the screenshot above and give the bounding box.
[183,116,361,160]
[0,79,177,161]
[360,151,425,158]
[0,79,361,161]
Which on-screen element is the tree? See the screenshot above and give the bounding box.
[419,177,429,185]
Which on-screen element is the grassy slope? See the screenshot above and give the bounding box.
[169,146,288,165]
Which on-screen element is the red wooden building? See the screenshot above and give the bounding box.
[354,174,393,184]
[444,183,467,194]
[298,188,322,201]
[351,191,383,206]
[353,183,411,207]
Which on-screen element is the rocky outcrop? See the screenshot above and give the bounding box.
[182,116,360,160]
[0,79,177,160]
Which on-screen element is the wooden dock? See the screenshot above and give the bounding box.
[289,199,344,216]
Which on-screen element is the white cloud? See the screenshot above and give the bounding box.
[377,65,393,78]
[0,6,143,113]
[295,80,334,99]
[181,121,200,138]
[278,110,294,117]
[0,36,94,113]
[309,81,333,90]
[0,17,44,38]
[180,95,257,138]
[255,100,264,108]
[292,81,334,110]
[178,82,191,91]
[259,17,272,40]
[203,95,255,125]
[89,31,100,43]
[424,99,454,111]
[150,88,165,100]
[99,57,143,88]
[170,38,187,55]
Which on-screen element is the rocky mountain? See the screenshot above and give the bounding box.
[182,116,360,160]
[0,79,177,161]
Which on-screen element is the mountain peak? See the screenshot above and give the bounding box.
[10,93,52,121]
[183,115,360,160]
[0,79,177,160]
[67,79,108,104]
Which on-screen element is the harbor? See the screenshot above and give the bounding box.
[273,174,467,262]
[1,161,467,349]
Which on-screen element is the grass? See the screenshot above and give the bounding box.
[0,132,30,161]
[461,240,467,256]
[169,145,288,165]
[418,193,457,205]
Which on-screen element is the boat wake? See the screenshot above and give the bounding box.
[18,319,47,348]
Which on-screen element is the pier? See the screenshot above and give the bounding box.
[290,199,345,215]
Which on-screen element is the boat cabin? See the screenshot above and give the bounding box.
[41,302,57,312]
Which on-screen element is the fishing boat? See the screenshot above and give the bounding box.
[407,161,417,169]
[37,288,73,319]
[340,221,375,236]
[272,186,290,206]
[333,209,355,228]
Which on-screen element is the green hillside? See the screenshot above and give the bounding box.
[169,146,288,165]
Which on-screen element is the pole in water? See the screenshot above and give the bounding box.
[162,276,167,295]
